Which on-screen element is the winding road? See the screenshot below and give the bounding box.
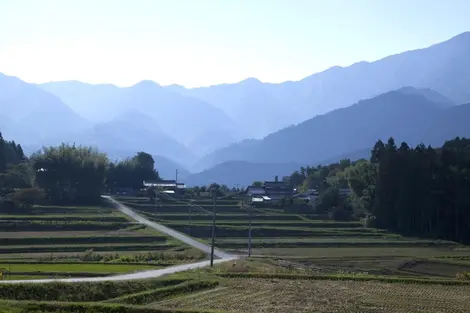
[0,196,239,284]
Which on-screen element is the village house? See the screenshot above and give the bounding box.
[245,181,294,205]
[143,180,186,195]
[293,189,319,202]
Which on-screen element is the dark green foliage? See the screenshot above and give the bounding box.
[106,152,160,191]
[0,278,186,301]
[0,133,26,173]
[31,144,108,204]
[371,137,470,244]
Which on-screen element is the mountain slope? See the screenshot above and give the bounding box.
[196,88,454,169]
[40,80,245,156]
[40,80,123,122]
[170,31,470,138]
[185,161,301,187]
[0,73,89,144]
[61,112,196,168]
[292,31,470,116]
[174,78,300,138]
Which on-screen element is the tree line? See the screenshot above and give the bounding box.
[285,136,470,244]
[0,133,160,210]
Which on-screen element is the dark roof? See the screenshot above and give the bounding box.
[144,180,176,184]
[246,186,266,194]
[293,189,319,197]
[263,181,286,187]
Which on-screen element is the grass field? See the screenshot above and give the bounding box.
[156,277,470,313]
[0,200,206,280]
[0,263,160,273]
[1,195,469,313]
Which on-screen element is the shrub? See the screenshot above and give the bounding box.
[456,272,470,280]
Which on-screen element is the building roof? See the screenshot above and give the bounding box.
[294,189,319,197]
[251,197,264,202]
[246,186,266,195]
[143,180,186,188]
[263,181,287,187]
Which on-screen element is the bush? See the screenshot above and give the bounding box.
[456,272,470,280]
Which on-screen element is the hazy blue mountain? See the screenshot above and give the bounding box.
[54,112,196,168]
[40,80,244,156]
[118,81,244,150]
[169,32,470,138]
[40,80,124,122]
[184,160,302,187]
[396,86,455,108]
[170,78,300,138]
[196,88,458,169]
[0,73,90,144]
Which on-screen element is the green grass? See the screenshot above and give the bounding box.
[0,235,167,246]
[0,263,160,274]
[0,243,177,254]
[1,275,53,281]
[0,278,188,302]
[248,247,468,258]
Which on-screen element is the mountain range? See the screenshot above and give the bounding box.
[1,31,470,186]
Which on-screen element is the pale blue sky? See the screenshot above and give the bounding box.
[1,0,469,87]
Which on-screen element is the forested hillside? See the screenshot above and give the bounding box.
[285,137,470,244]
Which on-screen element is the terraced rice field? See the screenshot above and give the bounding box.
[157,278,470,313]
[0,201,204,280]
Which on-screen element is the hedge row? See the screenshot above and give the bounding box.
[217,273,470,285]
[2,271,113,278]
[0,301,218,313]
[155,214,303,221]
[0,236,167,246]
[168,226,324,238]
[0,261,175,267]
[0,278,187,301]
[167,224,391,239]
[1,244,176,254]
[0,216,127,222]
[124,203,242,214]
[165,220,363,228]
[0,221,130,231]
[214,240,446,249]
[107,280,219,305]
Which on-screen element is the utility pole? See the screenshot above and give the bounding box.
[188,200,192,236]
[248,202,253,257]
[155,195,159,217]
[210,188,217,267]
[175,169,178,184]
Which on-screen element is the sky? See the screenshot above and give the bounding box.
[1,0,470,88]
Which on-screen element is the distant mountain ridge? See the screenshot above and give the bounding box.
[184,160,302,187]
[196,87,464,169]
[2,31,470,181]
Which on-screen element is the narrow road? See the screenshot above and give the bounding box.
[105,196,233,259]
[0,196,238,284]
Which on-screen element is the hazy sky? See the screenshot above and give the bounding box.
[1,0,469,87]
